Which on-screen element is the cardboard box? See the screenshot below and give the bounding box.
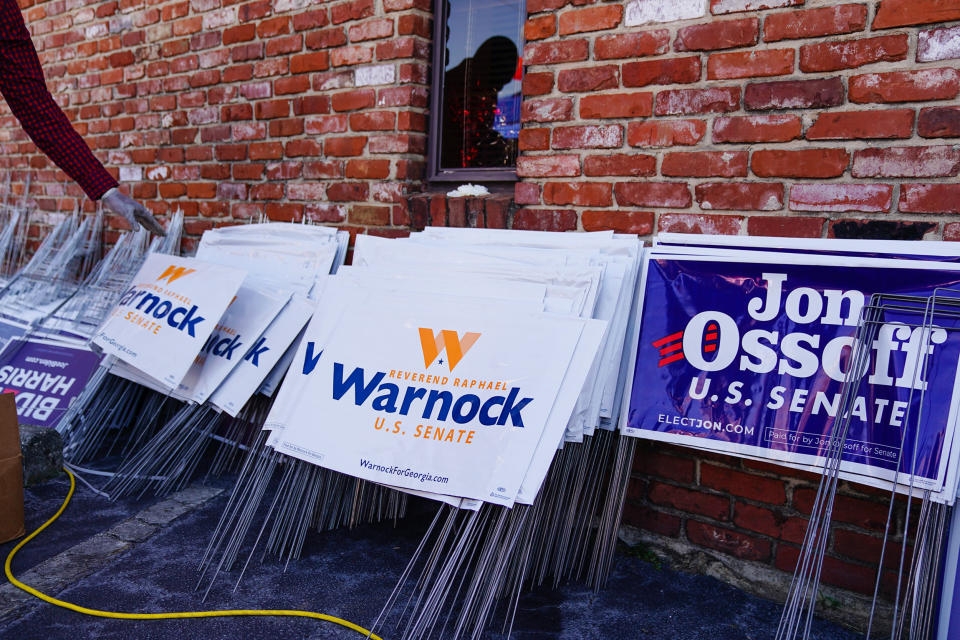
[0,392,24,544]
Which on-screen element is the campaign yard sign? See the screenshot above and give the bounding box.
[273,295,587,506]
[93,254,246,390]
[0,340,102,427]
[623,253,960,495]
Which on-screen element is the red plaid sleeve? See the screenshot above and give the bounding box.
[0,0,118,200]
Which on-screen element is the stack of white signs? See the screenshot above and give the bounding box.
[621,233,960,505]
[265,227,640,509]
[94,223,348,426]
[0,214,178,430]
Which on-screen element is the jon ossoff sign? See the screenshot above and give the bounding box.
[624,254,960,492]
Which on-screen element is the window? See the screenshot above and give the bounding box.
[428,0,525,182]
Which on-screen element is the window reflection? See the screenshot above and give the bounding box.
[439,0,523,171]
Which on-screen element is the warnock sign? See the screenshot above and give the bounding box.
[271,294,590,506]
[623,253,960,495]
[93,254,246,390]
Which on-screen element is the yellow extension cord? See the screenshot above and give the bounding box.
[4,467,383,639]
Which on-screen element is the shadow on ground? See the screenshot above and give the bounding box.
[2,474,858,640]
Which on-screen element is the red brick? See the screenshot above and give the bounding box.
[701,464,787,504]
[521,98,574,123]
[850,69,960,103]
[580,93,653,119]
[622,503,682,537]
[293,95,330,115]
[595,30,669,60]
[709,49,794,79]
[527,0,570,12]
[615,182,691,208]
[524,15,556,41]
[583,153,656,177]
[900,184,960,213]
[377,85,428,108]
[516,155,581,177]
[327,182,369,201]
[303,160,342,179]
[543,182,612,207]
[873,0,960,29]
[331,45,373,67]
[348,18,393,42]
[623,56,700,88]
[753,149,850,178]
[332,89,376,111]
[744,78,844,110]
[523,39,588,65]
[662,151,748,177]
[284,139,323,157]
[675,18,758,51]
[696,182,783,211]
[711,0,802,13]
[306,28,347,50]
[351,205,391,226]
[286,182,326,201]
[368,134,425,154]
[257,16,290,39]
[349,111,395,131]
[522,72,553,96]
[558,5,622,35]
[383,0,431,11]
[648,482,729,521]
[655,87,740,116]
[331,0,374,25]
[514,182,541,205]
[582,210,654,235]
[324,136,366,157]
[919,107,960,138]
[852,146,960,178]
[635,449,696,483]
[793,489,890,529]
[375,37,428,60]
[397,14,430,37]
[220,104,252,122]
[275,76,310,95]
[764,4,868,42]
[238,0,271,22]
[799,35,908,73]
[713,115,801,143]
[558,65,619,92]
[518,128,550,151]
[290,52,330,73]
[628,120,706,147]
[512,208,577,232]
[552,125,622,149]
[789,184,893,213]
[293,10,330,31]
[806,109,914,140]
[749,215,825,238]
[733,502,784,537]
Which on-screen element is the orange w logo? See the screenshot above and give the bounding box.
[157,265,196,284]
[418,329,481,371]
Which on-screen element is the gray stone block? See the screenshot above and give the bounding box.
[19,424,63,487]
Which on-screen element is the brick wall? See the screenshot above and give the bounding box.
[518,0,960,242]
[1,0,434,251]
[3,0,958,616]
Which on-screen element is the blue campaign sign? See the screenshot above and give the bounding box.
[624,254,960,491]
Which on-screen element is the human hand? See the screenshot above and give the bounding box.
[101,188,165,235]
